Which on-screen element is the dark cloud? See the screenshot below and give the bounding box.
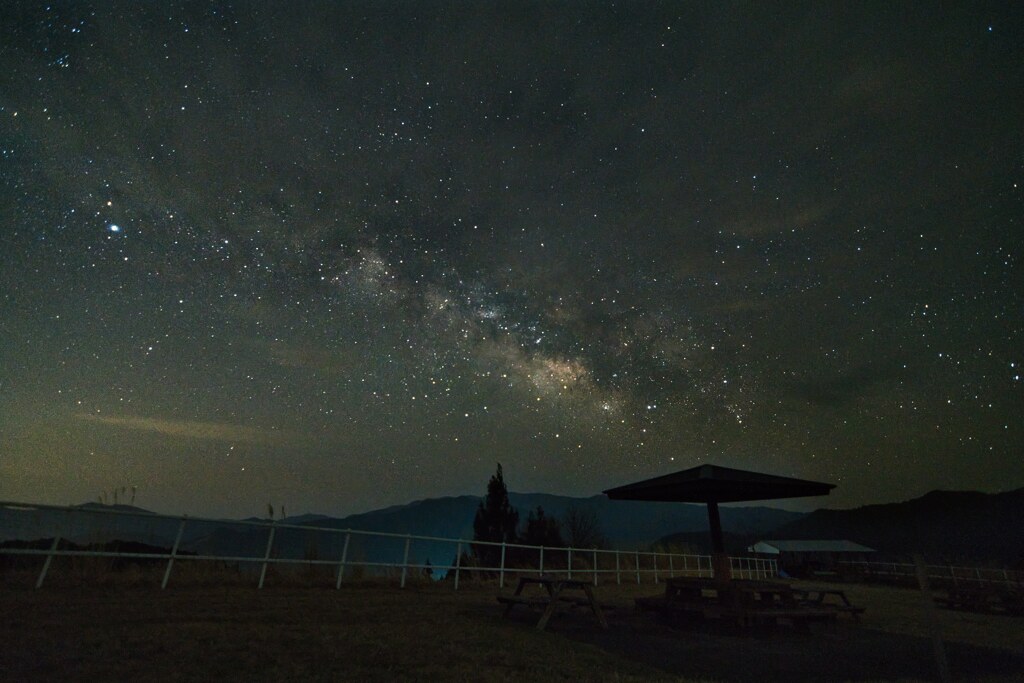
[786,360,911,407]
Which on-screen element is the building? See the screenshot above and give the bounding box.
[747,539,876,577]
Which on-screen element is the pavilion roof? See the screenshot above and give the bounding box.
[603,463,835,504]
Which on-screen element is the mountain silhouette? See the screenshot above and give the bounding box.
[770,488,1024,566]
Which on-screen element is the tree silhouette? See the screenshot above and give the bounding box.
[472,463,519,570]
[522,506,564,548]
[563,505,607,549]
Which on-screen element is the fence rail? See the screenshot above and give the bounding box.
[0,500,777,589]
[839,560,1022,589]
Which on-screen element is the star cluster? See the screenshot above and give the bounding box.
[1,2,1021,516]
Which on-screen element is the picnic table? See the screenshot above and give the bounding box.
[935,584,1024,616]
[497,576,609,631]
[793,587,866,620]
[637,577,841,632]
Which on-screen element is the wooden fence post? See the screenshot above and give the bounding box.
[400,535,411,588]
[454,542,462,591]
[35,535,61,589]
[499,542,506,588]
[161,516,187,589]
[914,555,951,683]
[335,531,351,588]
[258,522,276,589]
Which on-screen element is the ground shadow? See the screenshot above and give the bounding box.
[550,609,1024,681]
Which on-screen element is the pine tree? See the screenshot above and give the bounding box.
[472,463,519,570]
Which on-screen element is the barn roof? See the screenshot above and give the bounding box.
[748,539,876,554]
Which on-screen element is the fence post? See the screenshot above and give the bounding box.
[161,516,188,589]
[454,542,462,591]
[539,546,544,576]
[258,522,276,589]
[499,542,506,589]
[593,549,598,586]
[914,555,952,683]
[35,534,61,589]
[335,531,351,588]
[669,553,674,578]
[635,550,641,584]
[400,535,412,588]
[568,547,573,579]
[36,506,74,589]
[653,553,659,584]
[615,551,621,584]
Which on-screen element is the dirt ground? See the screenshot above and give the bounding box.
[1,572,1022,681]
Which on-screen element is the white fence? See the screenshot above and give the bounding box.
[839,560,1022,589]
[0,501,778,589]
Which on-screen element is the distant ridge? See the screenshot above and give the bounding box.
[4,488,1019,567]
[307,492,802,548]
[1,493,801,571]
[771,487,1024,566]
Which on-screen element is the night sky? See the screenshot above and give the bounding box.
[2,2,1021,518]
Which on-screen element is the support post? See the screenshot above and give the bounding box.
[335,532,351,589]
[539,546,544,576]
[707,500,731,582]
[669,553,674,578]
[568,547,573,579]
[593,549,598,586]
[258,522,276,589]
[161,516,187,589]
[400,535,412,588]
[615,551,621,584]
[635,550,641,584]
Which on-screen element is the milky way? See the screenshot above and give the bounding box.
[1,2,1021,517]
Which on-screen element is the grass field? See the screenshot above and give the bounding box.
[1,569,1021,681]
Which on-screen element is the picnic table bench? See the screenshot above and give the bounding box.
[497,576,609,631]
[637,577,842,632]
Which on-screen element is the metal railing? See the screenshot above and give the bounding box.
[0,500,777,589]
[839,560,1022,589]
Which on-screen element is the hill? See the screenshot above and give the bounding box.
[7,489,1022,568]
[770,488,1024,566]
[0,494,801,573]
[183,494,801,571]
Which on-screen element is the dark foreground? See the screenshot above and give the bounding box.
[1,575,1022,681]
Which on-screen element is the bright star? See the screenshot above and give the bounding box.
[108,224,121,232]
